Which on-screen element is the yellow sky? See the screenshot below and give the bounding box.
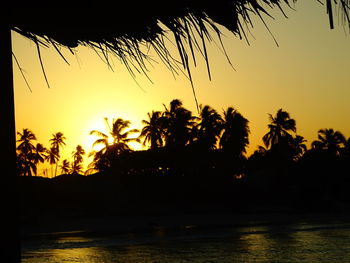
[12,1,350,175]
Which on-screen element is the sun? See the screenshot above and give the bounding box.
[81,116,112,152]
[128,140,142,151]
[82,114,143,153]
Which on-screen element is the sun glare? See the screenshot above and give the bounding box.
[82,114,142,155]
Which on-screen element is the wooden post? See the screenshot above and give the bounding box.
[0,27,21,263]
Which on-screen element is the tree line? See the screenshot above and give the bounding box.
[16,130,85,177]
[16,99,350,181]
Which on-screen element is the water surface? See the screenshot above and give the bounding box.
[22,221,350,263]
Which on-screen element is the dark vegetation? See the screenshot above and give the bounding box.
[6,3,350,263]
[18,99,350,220]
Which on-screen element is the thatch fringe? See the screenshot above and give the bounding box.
[8,1,350,103]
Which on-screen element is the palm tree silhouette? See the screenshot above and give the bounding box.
[162,99,196,148]
[262,109,296,149]
[70,162,83,175]
[196,105,223,150]
[59,159,71,175]
[16,134,46,177]
[17,128,36,154]
[16,156,36,177]
[31,143,47,175]
[45,147,59,178]
[311,128,346,155]
[91,118,139,152]
[49,132,66,177]
[139,111,164,149]
[50,132,66,152]
[219,107,250,157]
[72,145,85,165]
[89,117,139,171]
[71,145,85,175]
[87,150,110,174]
[291,135,307,160]
[16,128,37,176]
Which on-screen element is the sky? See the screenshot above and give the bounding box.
[12,1,350,176]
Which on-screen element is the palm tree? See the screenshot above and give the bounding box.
[59,159,71,174]
[45,147,59,178]
[311,128,345,155]
[89,117,139,171]
[110,118,139,146]
[219,107,250,157]
[16,155,36,177]
[248,145,268,164]
[70,162,83,175]
[139,111,164,149]
[50,132,66,152]
[50,132,66,177]
[291,135,307,160]
[31,143,47,163]
[30,143,47,175]
[196,104,223,150]
[262,109,296,149]
[71,145,85,175]
[91,117,139,152]
[72,145,85,165]
[16,128,37,176]
[86,150,110,174]
[17,128,36,155]
[162,99,196,148]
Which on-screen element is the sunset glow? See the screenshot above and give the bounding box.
[13,1,350,174]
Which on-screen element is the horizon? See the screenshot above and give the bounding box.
[13,1,350,176]
[15,101,350,177]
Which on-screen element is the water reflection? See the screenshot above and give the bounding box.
[22,222,350,263]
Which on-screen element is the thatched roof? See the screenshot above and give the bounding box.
[8,1,350,80]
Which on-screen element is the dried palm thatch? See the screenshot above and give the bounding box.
[9,1,350,84]
[8,1,350,111]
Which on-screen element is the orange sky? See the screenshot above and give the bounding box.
[13,1,350,176]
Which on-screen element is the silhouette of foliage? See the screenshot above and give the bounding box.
[311,128,346,155]
[49,132,66,177]
[195,105,223,150]
[59,159,71,174]
[72,145,85,165]
[71,145,85,175]
[16,129,37,177]
[162,99,196,148]
[16,101,350,219]
[10,1,350,87]
[89,118,139,172]
[290,135,307,160]
[220,107,250,157]
[7,3,350,263]
[263,109,296,149]
[139,111,164,149]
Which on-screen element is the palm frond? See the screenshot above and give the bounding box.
[92,138,109,148]
[90,130,108,138]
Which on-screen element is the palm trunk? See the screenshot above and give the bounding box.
[0,27,21,262]
[55,162,58,177]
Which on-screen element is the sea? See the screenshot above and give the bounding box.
[21,219,350,263]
